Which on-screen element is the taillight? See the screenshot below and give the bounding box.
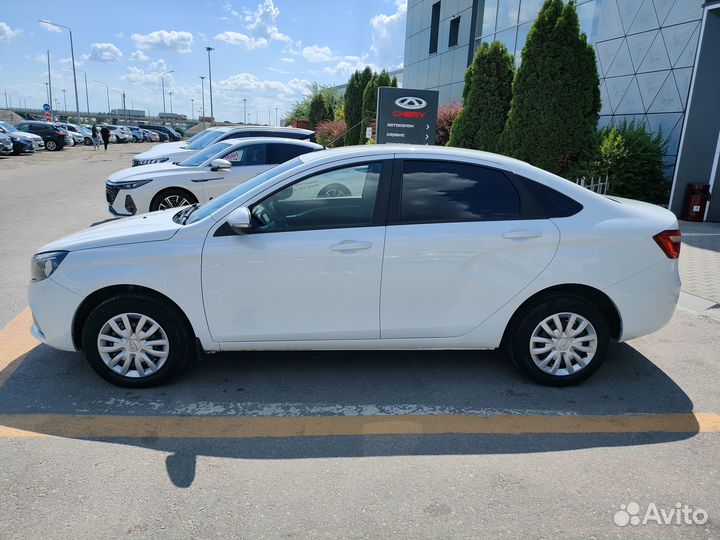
[653,229,681,259]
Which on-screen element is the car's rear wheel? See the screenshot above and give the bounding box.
[84,137,92,146]
[150,188,198,211]
[508,294,609,386]
[46,140,58,151]
[81,295,193,387]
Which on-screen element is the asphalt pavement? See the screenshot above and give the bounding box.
[0,145,718,539]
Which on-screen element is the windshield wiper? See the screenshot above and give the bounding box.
[180,203,200,224]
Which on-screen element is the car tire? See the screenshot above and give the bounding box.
[507,294,609,386]
[84,138,92,146]
[317,183,351,198]
[81,294,193,388]
[46,140,58,151]
[150,188,198,211]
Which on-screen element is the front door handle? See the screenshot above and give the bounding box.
[330,240,373,252]
[502,229,543,240]
[191,177,224,183]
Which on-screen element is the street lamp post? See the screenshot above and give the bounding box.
[243,98,247,124]
[191,98,195,122]
[46,50,55,121]
[199,76,206,128]
[161,70,174,117]
[75,70,91,117]
[62,90,67,113]
[205,46,215,121]
[275,107,279,127]
[169,92,173,114]
[39,20,80,123]
[94,80,111,116]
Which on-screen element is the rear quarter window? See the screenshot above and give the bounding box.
[516,175,583,218]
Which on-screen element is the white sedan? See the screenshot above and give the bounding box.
[105,138,323,216]
[29,145,681,388]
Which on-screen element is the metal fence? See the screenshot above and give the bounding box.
[574,175,611,195]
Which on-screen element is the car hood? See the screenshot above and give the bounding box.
[107,162,195,182]
[37,208,183,253]
[13,132,42,141]
[135,142,187,160]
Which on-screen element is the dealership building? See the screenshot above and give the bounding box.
[403,0,720,220]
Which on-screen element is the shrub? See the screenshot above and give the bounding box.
[361,70,391,143]
[573,121,668,204]
[315,119,347,147]
[500,0,600,175]
[344,67,373,146]
[448,41,514,152]
[436,102,462,146]
[308,92,334,128]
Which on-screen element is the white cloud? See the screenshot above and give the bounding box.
[370,0,407,62]
[302,45,333,63]
[268,66,289,75]
[114,32,125,38]
[38,21,61,33]
[323,55,377,77]
[130,50,150,62]
[122,58,172,85]
[0,22,22,43]
[244,0,291,43]
[131,30,194,53]
[280,57,294,63]
[84,42,123,62]
[59,57,83,69]
[216,72,308,98]
[214,31,268,49]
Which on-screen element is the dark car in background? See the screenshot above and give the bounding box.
[143,124,182,142]
[0,122,43,153]
[15,121,67,151]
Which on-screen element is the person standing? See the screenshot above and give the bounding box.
[100,124,110,152]
[91,123,100,150]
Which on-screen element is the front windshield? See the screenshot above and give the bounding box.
[185,130,225,150]
[0,121,18,132]
[177,141,234,167]
[187,158,303,224]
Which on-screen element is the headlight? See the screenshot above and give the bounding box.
[137,158,169,165]
[110,179,153,190]
[31,251,68,282]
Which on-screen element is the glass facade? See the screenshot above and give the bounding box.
[473,0,703,178]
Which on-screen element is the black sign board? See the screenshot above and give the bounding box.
[376,87,439,145]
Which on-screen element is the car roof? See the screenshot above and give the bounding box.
[207,125,314,135]
[220,137,322,148]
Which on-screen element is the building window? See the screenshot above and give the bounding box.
[448,16,461,47]
[429,1,441,54]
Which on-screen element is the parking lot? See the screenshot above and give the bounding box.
[1,145,719,539]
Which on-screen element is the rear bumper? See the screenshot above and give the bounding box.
[604,259,681,342]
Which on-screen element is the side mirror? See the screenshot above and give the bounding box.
[227,207,252,234]
[211,158,232,171]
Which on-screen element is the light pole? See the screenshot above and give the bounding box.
[74,70,90,117]
[243,98,247,124]
[275,107,279,126]
[169,91,173,114]
[199,76,206,127]
[62,90,67,113]
[46,50,55,121]
[39,20,80,123]
[190,98,194,122]
[161,70,174,117]
[94,80,111,116]
[205,46,215,121]
[109,88,126,124]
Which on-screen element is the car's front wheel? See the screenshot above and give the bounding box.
[150,188,198,211]
[81,295,193,387]
[45,139,58,151]
[508,294,609,386]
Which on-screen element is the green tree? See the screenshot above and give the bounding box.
[344,67,374,146]
[361,70,391,144]
[390,75,398,87]
[308,92,334,128]
[499,0,600,175]
[448,41,514,152]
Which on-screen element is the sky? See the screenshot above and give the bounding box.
[0,0,407,123]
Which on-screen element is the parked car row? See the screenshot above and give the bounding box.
[29,124,683,389]
[0,119,184,155]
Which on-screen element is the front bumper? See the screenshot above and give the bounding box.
[106,184,138,216]
[28,277,85,352]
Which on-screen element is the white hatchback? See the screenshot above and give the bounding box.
[105,138,323,216]
[29,145,681,388]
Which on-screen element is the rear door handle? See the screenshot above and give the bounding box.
[502,229,543,240]
[330,240,373,252]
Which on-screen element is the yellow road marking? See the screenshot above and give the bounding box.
[0,413,718,439]
[0,308,37,388]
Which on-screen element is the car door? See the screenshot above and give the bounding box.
[201,159,391,342]
[380,158,560,339]
[201,144,272,202]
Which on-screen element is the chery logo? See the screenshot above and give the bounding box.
[394,96,427,110]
